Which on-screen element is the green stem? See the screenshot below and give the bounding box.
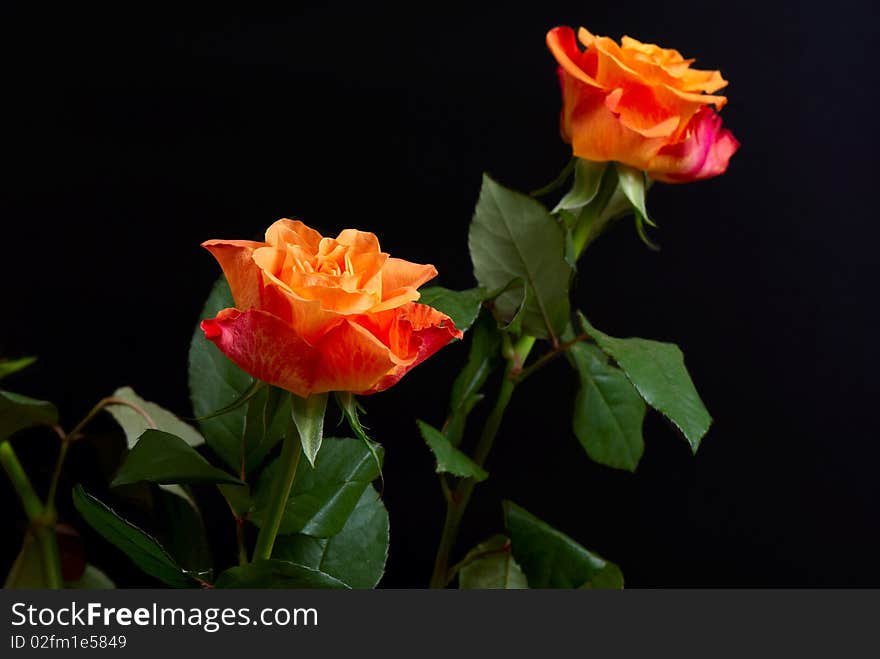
[47,396,156,513]
[429,336,534,588]
[429,178,613,587]
[45,436,69,515]
[0,442,63,589]
[252,426,303,561]
[35,525,63,588]
[0,441,45,522]
[513,332,590,383]
[236,519,248,566]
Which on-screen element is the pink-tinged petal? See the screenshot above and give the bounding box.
[310,320,400,394]
[649,107,740,183]
[201,240,265,310]
[201,308,316,398]
[357,303,463,395]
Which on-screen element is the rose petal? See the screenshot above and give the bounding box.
[310,320,400,394]
[201,240,264,310]
[381,258,438,302]
[265,219,323,252]
[335,228,382,255]
[650,106,740,183]
[606,86,681,138]
[547,27,605,90]
[259,282,344,344]
[291,282,378,315]
[360,303,462,394]
[201,308,317,398]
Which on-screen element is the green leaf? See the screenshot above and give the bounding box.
[111,430,243,487]
[188,276,255,470]
[554,160,608,213]
[291,393,328,467]
[468,175,573,340]
[616,163,654,226]
[417,286,485,333]
[0,357,37,380]
[486,278,527,333]
[417,420,488,482]
[274,486,388,589]
[459,535,528,589]
[66,564,115,589]
[0,390,58,443]
[504,501,623,589]
[446,312,502,446]
[218,482,252,518]
[154,488,212,577]
[579,314,711,452]
[569,343,646,471]
[215,559,349,588]
[252,437,383,537]
[107,386,204,449]
[72,485,199,588]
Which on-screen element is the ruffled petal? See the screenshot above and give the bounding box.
[310,320,400,394]
[290,282,378,315]
[547,27,605,90]
[201,240,264,310]
[335,228,382,254]
[201,308,316,398]
[380,258,437,302]
[606,86,681,138]
[357,303,462,394]
[258,282,345,345]
[649,107,740,183]
[561,77,663,167]
[265,219,323,252]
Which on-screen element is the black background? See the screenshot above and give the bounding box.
[2,1,878,587]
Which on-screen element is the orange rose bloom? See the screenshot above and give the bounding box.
[547,26,739,182]
[200,219,462,398]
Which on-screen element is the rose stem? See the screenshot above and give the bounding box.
[0,441,63,588]
[429,335,535,588]
[428,198,606,587]
[252,422,303,561]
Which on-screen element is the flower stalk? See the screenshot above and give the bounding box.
[0,441,63,589]
[429,178,610,587]
[252,421,303,561]
[429,336,534,588]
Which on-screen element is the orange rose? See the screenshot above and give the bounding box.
[547,26,739,182]
[200,219,462,398]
